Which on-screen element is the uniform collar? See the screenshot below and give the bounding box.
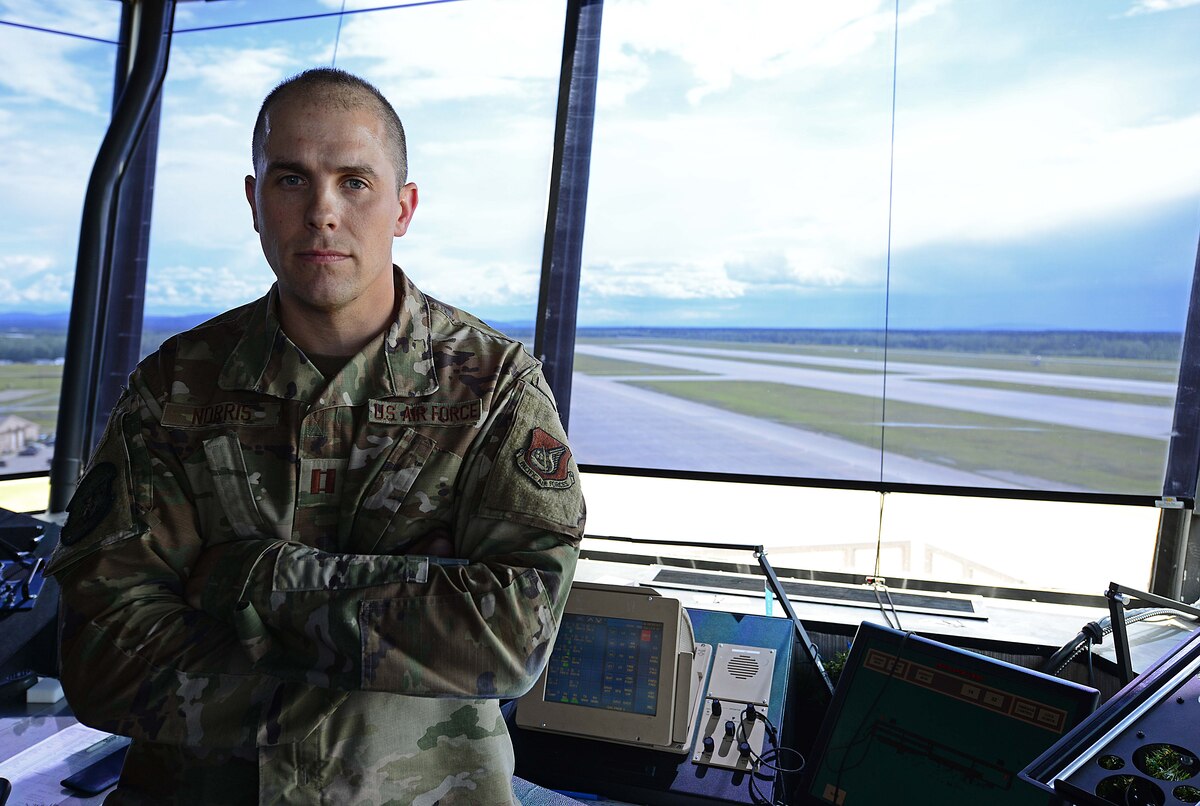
[218,267,439,402]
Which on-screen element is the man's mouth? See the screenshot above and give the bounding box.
[297,250,350,263]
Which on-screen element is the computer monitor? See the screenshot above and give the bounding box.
[804,621,1100,806]
[516,582,700,754]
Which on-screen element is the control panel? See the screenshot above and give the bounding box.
[692,643,776,771]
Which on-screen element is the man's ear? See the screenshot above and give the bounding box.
[244,175,260,233]
[394,182,419,238]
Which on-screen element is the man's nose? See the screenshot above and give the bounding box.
[306,184,339,230]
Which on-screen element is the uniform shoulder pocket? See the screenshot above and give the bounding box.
[478,382,585,543]
[46,399,147,577]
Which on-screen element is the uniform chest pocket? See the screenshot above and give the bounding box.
[202,432,292,541]
[348,428,436,552]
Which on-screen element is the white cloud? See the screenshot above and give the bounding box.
[0,19,112,113]
[889,71,1200,250]
[725,251,857,288]
[1124,0,1200,15]
[595,0,949,107]
[0,0,118,41]
[580,9,1199,297]
[582,258,744,300]
[0,256,70,306]
[328,0,564,106]
[167,45,300,105]
[144,264,274,313]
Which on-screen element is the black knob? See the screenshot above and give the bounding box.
[711,699,722,716]
[702,736,714,752]
[743,704,757,722]
[739,741,752,758]
[725,720,736,737]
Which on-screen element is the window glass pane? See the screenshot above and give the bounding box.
[583,473,1159,597]
[145,0,563,350]
[0,1,119,481]
[571,0,1200,498]
[884,2,1198,495]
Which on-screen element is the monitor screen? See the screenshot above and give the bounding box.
[515,583,689,752]
[805,621,1100,806]
[544,613,664,716]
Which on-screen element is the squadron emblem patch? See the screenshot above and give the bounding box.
[516,428,575,489]
[60,462,117,546]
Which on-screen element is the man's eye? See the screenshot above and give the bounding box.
[280,175,304,186]
[345,178,367,190]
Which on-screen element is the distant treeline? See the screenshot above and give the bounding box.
[0,321,1185,363]
[0,314,218,364]
[577,328,1185,361]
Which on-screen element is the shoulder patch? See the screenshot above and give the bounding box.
[516,428,575,490]
[60,462,118,546]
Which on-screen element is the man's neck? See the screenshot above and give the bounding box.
[277,288,397,359]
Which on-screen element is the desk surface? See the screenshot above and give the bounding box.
[0,697,113,805]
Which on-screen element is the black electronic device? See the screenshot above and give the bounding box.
[0,509,59,683]
[61,743,129,796]
[1022,625,1200,805]
[0,512,47,612]
[804,621,1100,805]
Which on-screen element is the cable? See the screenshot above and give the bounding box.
[739,708,804,806]
[870,582,896,630]
[171,0,465,35]
[0,18,117,45]
[876,0,900,485]
[828,630,913,800]
[330,0,348,66]
[881,585,903,631]
[1041,608,1192,677]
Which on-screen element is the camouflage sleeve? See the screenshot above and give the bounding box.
[190,370,584,699]
[46,381,346,749]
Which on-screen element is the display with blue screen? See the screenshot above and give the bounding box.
[544,613,664,716]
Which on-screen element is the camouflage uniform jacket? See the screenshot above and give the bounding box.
[47,268,585,805]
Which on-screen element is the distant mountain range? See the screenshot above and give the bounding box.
[0,311,217,333]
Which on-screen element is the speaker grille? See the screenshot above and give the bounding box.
[727,655,759,680]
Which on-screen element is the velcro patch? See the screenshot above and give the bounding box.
[516,428,575,489]
[298,458,349,507]
[59,462,118,546]
[368,398,482,428]
[162,401,281,429]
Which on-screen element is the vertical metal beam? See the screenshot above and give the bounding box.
[1150,507,1191,599]
[1163,230,1200,503]
[91,98,161,447]
[49,0,175,513]
[1155,232,1200,597]
[534,0,603,432]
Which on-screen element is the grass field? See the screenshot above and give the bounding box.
[0,363,63,435]
[627,378,1165,491]
[571,354,711,377]
[916,377,1174,406]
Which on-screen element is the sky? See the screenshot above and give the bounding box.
[0,0,1198,330]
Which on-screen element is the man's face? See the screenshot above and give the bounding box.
[245,94,416,323]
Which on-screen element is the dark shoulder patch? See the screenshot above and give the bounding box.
[60,462,118,547]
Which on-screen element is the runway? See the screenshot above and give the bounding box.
[566,343,1175,488]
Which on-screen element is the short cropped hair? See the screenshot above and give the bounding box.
[251,68,409,187]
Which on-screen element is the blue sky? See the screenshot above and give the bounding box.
[1,0,1198,330]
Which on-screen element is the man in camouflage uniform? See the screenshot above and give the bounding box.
[47,68,584,805]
